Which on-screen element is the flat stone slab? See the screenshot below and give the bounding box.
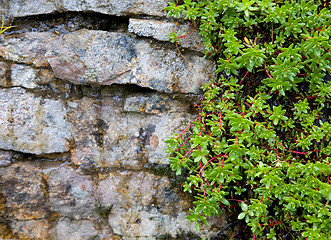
[0,32,59,67]
[46,30,214,93]
[0,87,71,154]
[5,0,170,18]
[129,18,205,52]
[0,30,214,93]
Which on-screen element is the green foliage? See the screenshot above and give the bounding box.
[166,0,330,239]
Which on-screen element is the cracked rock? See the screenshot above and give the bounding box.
[0,30,215,94]
[46,30,215,94]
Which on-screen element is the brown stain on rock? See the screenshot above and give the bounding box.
[149,132,159,150]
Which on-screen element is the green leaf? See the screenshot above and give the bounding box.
[238,212,246,220]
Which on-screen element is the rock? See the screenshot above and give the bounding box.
[0,30,214,93]
[7,0,57,17]
[0,32,59,67]
[123,93,178,116]
[47,165,97,219]
[0,150,12,167]
[109,206,199,239]
[0,62,10,87]
[0,2,234,238]
[98,171,191,238]
[97,170,221,239]
[0,63,54,89]
[6,0,170,18]
[0,87,71,154]
[50,219,97,240]
[67,94,104,167]
[100,88,193,167]
[69,85,193,169]
[36,68,56,85]
[10,64,55,88]
[97,171,184,210]
[10,220,50,240]
[46,30,137,85]
[11,64,38,89]
[0,163,49,220]
[0,163,50,240]
[129,18,205,52]
[0,224,16,240]
[45,30,214,94]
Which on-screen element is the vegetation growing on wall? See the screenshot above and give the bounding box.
[0,11,13,35]
[165,0,330,239]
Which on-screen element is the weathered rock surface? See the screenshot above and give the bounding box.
[10,219,50,240]
[97,170,220,239]
[4,0,170,18]
[11,64,38,89]
[46,30,214,93]
[0,87,71,154]
[47,165,96,220]
[10,64,55,89]
[0,32,59,67]
[97,171,188,211]
[0,30,214,93]
[50,219,98,240]
[0,62,10,87]
[0,163,48,220]
[0,150,12,167]
[0,163,51,239]
[109,207,198,239]
[68,86,193,169]
[129,18,205,52]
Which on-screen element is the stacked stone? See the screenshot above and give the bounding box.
[0,1,233,239]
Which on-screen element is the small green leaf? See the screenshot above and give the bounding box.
[238,212,246,220]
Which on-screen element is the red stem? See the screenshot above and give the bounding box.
[239,71,249,85]
[289,150,309,155]
[176,123,193,140]
[307,94,318,100]
[177,29,194,39]
[264,63,274,79]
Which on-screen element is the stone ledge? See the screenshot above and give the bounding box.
[5,0,171,18]
[0,30,215,94]
[129,18,205,52]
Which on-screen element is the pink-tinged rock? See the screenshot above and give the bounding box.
[0,62,10,87]
[45,30,215,94]
[47,165,97,219]
[0,32,59,67]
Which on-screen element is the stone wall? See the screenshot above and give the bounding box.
[0,1,236,239]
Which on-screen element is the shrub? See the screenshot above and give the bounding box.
[165,0,330,239]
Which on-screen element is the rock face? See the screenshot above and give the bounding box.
[129,18,205,52]
[0,1,236,239]
[0,30,214,93]
[0,87,71,154]
[5,0,170,18]
[0,163,51,239]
